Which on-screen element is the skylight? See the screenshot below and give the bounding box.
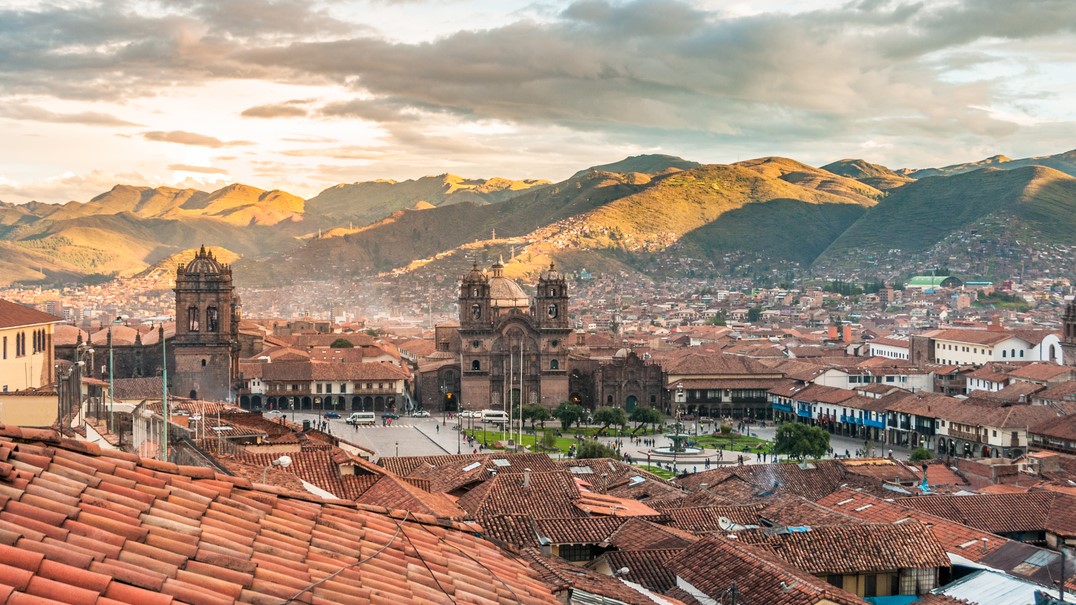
[462,462,481,472]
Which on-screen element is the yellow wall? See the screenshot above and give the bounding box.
[0,323,56,392]
[0,394,58,426]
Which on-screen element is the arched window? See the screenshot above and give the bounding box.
[188,306,200,332]
[201,359,207,367]
[206,306,219,332]
[1002,350,1007,358]
[550,359,559,370]
[471,360,481,371]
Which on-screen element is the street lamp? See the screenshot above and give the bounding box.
[289,397,295,423]
[108,317,121,432]
[262,455,291,482]
[395,441,399,457]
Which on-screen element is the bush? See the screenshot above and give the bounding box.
[575,440,618,459]
[910,447,933,462]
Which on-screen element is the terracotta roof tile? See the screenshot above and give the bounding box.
[0,431,564,605]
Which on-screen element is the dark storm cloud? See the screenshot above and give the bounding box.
[142,130,253,147]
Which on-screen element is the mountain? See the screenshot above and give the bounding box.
[821,159,915,191]
[243,158,881,285]
[304,174,548,227]
[572,154,700,177]
[905,149,1076,179]
[3,149,1076,288]
[817,165,1076,261]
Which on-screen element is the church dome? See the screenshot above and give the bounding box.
[184,245,224,274]
[489,276,530,309]
[487,258,529,309]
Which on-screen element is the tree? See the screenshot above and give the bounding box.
[772,422,829,460]
[522,404,550,432]
[554,402,586,431]
[629,407,663,434]
[329,338,354,348]
[593,406,628,436]
[540,431,557,451]
[910,447,933,462]
[576,440,618,459]
[747,307,763,323]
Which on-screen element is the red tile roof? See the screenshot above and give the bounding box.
[0,423,563,605]
[669,536,868,605]
[735,523,950,575]
[0,299,63,329]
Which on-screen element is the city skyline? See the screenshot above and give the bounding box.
[2,0,1075,205]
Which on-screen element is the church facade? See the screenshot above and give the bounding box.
[452,261,571,410]
[171,246,241,402]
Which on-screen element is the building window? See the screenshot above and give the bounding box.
[188,306,200,331]
[200,359,207,367]
[551,359,559,370]
[607,395,613,404]
[1002,350,1007,358]
[471,360,481,371]
[206,306,219,332]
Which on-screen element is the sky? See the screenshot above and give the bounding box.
[2,0,1075,205]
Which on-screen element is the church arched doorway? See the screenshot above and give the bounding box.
[625,395,638,413]
[240,395,250,408]
[251,396,261,409]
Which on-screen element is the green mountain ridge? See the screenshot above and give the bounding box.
[3,150,1076,287]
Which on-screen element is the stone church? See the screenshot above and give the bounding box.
[418,261,571,411]
[171,246,241,402]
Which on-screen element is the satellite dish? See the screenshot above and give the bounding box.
[718,516,735,531]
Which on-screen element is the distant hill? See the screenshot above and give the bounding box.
[817,165,1076,261]
[822,159,914,191]
[905,148,1076,179]
[573,154,700,178]
[305,174,548,228]
[3,149,1075,287]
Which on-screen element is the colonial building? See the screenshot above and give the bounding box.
[171,246,241,402]
[418,261,570,411]
[0,298,62,393]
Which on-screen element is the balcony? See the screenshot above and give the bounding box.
[948,428,984,443]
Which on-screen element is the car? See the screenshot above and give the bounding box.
[264,410,283,418]
[411,410,430,418]
[381,412,399,420]
[323,411,341,419]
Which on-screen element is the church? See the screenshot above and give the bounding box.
[418,260,571,411]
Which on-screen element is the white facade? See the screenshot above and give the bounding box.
[868,341,910,361]
[933,335,1047,366]
[812,367,934,394]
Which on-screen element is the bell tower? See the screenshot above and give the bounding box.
[536,262,569,331]
[1062,298,1076,367]
[459,262,491,330]
[172,245,240,401]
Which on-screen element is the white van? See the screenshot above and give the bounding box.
[346,412,376,425]
[480,409,509,424]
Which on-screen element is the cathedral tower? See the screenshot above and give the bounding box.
[1062,298,1076,367]
[172,246,241,401]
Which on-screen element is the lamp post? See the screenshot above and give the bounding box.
[289,397,295,423]
[108,317,121,432]
[395,441,399,457]
[73,343,94,430]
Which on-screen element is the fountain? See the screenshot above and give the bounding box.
[653,422,703,456]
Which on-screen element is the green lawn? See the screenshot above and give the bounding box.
[696,432,773,454]
[463,429,577,453]
[637,465,675,479]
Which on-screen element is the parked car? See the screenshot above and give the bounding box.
[381,412,399,420]
[323,411,341,419]
[412,410,430,418]
[264,410,283,419]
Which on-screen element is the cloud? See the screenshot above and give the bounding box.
[168,164,229,174]
[241,103,308,118]
[142,130,252,147]
[0,104,140,126]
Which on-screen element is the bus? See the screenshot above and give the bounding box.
[480,409,509,424]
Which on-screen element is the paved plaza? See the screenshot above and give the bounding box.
[293,411,918,473]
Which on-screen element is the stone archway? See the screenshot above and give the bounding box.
[625,395,638,413]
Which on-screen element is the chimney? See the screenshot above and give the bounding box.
[523,468,531,489]
[988,315,1003,331]
[842,324,852,344]
[828,325,838,340]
